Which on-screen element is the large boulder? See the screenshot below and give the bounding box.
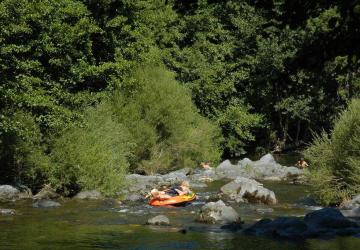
[245,208,360,239]
[74,190,103,200]
[245,217,307,239]
[220,177,277,205]
[146,215,170,226]
[215,154,304,181]
[33,185,60,200]
[32,199,61,208]
[0,185,20,202]
[196,200,241,225]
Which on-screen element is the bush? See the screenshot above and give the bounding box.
[49,104,132,196]
[112,66,222,174]
[305,99,360,205]
[0,112,49,188]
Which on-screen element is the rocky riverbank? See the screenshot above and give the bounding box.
[2,153,360,241]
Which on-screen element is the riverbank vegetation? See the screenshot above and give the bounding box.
[305,99,360,205]
[0,0,359,197]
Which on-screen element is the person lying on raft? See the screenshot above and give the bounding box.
[147,181,192,199]
[147,189,172,200]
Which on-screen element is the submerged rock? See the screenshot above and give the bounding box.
[196,200,241,225]
[245,207,360,239]
[0,208,16,215]
[0,185,20,202]
[32,199,61,208]
[74,190,103,200]
[147,215,170,226]
[220,177,277,205]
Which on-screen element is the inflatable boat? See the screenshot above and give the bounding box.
[149,193,196,206]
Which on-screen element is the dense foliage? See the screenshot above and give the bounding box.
[1,0,359,196]
[305,99,360,205]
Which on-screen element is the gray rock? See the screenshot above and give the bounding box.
[147,215,170,226]
[74,190,103,200]
[124,193,145,202]
[245,208,360,239]
[0,208,16,215]
[304,207,358,230]
[33,185,60,200]
[258,154,276,165]
[220,177,277,205]
[189,169,219,182]
[32,199,61,208]
[196,200,241,224]
[341,194,360,210]
[341,208,360,218]
[215,154,304,182]
[0,185,20,202]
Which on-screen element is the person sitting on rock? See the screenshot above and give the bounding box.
[296,158,309,169]
[200,162,212,170]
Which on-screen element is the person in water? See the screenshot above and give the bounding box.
[296,158,309,169]
[200,162,212,170]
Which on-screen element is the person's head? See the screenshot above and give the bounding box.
[181,181,190,188]
[150,188,159,197]
[300,158,305,162]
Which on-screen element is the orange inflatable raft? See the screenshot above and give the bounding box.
[149,193,196,206]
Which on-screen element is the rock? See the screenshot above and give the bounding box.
[245,217,308,239]
[220,177,277,205]
[32,199,61,208]
[0,185,20,202]
[196,200,241,224]
[217,160,233,169]
[189,169,219,183]
[342,208,360,218]
[215,154,305,182]
[124,193,145,202]
[258,154,276,165]
[147,215,170,226]
[0,208,16,215]
[74,190,103,200]
[304,207,358,231]
[33,185,60,200]
[341,194,360,210]
[245,207,360,239]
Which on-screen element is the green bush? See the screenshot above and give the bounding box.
[0,112,49,188]
[305,98,360,205]
[49,104,132,196]
[112,66,222,174]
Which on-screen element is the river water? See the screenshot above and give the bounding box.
[1,154,360,249]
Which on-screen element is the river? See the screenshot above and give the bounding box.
[1,154,360,249]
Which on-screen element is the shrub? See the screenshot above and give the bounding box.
[49,104,132,196]
[305,98,360,205]
[112,66,222,174]
[0,112,49,188]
